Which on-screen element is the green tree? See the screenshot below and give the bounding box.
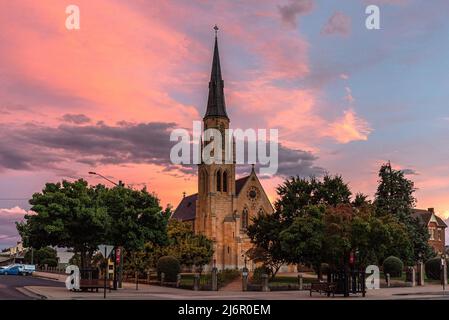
[274,174,351,223]
[24,247,58,267]
[100,186,169,252]
[17,180,108,268]
[279,205,325,278]
[163,219,213,272]
[247,211,290,279]
[374,163,433,263]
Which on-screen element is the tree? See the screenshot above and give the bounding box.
[279,205,325,278]
[24,247,58,267]
[374,163,434,263]
[274,175,351,223]
[100,186,169,252]
[247,211,290,279]
[17,180,108,268]
[161,219,213,272]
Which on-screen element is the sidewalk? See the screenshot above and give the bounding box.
[26,271,448,300]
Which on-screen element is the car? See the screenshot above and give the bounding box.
[0,264,22,275]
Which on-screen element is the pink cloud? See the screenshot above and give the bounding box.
[329,109,372,144]
[321,11,351,36]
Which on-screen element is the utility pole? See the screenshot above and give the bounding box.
[88,171,124,289]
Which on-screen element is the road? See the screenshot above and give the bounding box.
[0,275,64,300]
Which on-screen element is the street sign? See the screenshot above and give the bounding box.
[98,244,114,258]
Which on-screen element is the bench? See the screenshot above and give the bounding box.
[80,279,112,292]
[309,282,337,297]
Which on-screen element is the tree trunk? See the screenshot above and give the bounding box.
[135,271,139,290]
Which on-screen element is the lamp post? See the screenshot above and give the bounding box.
[442,253,447,294]
[88,171,124,290]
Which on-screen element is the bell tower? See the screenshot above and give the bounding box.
[196,26,237,268]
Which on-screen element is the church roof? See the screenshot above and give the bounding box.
[204,28,228,120]
[412,209,447,228]
[172,193,197,221]
[172,175,251,222]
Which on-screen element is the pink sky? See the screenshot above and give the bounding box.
[1,0,449,247]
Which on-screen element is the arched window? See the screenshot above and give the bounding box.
[258,208,265,215]
[216,170,221,192]
[242,208,249,229]
[223,171,228,192]
[202,170,208,194]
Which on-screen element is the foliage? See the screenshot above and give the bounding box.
[374,163,434,263]
[425,257,449,280]
[274,175,351,223]
[16,179,170,268]
[68,253,81,267]
[251,266,271,283]
[382,256,404,277]
[24,247,58,267]
[247,211,289,279]
[17,180,108,268]
[157,256,181,282]
[164,219,213,271]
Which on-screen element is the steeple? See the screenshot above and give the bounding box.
[204,25,228,120]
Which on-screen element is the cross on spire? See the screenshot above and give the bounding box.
[214,25,219,37]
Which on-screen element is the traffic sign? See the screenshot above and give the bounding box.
[98,244,114,258]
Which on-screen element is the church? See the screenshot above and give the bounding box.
[172,29,273,270]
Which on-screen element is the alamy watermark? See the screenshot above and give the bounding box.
[170,121,279,176]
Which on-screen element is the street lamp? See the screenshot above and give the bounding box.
[88,171,123,187]
[88,171,124,290]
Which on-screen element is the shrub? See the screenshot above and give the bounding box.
[382,256,403,277]
[157,256,181,282]
[41,258,58,267]
[320,263,330,275]
[425,258,449,280]
[252,266,270,283]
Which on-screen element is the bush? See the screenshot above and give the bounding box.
[425,258,449,280]
[41,258,58,267]
[320,263,330,275]
[252,266,270,283]
[157,256,180,282]
[382,256,403,277]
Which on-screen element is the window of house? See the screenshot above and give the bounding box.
[429,227,435,240]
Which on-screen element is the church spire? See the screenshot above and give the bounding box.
[204,25,228,120]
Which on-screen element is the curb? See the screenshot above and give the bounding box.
[32,273,64,282]
[17,286,48,300]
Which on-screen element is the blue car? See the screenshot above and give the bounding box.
[0,264,22,275]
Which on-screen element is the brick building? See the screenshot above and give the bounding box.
[412,208,447,255]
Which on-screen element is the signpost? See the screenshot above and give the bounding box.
[98,244,114,299]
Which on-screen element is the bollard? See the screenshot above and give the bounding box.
[160,272,165,286]
[211,267,218,291]
[242,268,248,292]
[418,262,425,286]
[177,274,181,288]
[386,273,390,287]
[298,274,303,290]
[262,274,270,292]
[193,273,200,291]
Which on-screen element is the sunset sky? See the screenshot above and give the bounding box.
[1,0,449,249]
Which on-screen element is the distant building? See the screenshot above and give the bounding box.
[412,208,447,255]
[0,241,25,266]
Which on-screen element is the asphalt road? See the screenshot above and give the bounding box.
[0,275,64,300]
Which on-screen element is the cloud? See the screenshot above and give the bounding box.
[278,0,314,28]
[401,168,419,175]
[61,114,91,124]
[329,109,372,143]
[321,11,351,36]
[0,207,30,249]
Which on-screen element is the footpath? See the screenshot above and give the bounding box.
[24,271,448,300]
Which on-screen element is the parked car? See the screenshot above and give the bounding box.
[0,264,36,276]
[0,264,22,275]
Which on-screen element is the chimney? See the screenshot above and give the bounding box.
[183,192,186,198]
[428,208,435,213]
